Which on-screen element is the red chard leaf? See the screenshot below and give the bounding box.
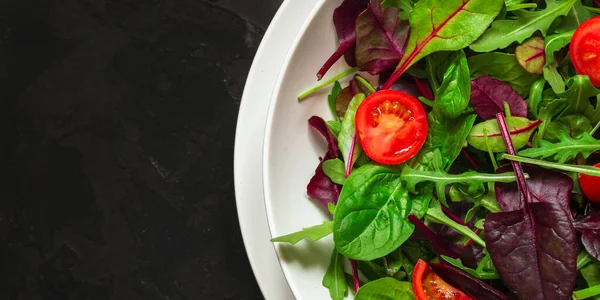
[574,207,600,261]
[470,76,528,120]
[317,0,369,80]
[306,116,342,207]
[430,263,509,300]
[596,0,600,7]
[515,36,545,75]
[495,165,573,214]
[355,0,410,74]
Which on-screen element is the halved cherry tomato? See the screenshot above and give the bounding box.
[412,259,471,300]
[355,90,427,165]
[570,16,600,87]
[579,162,600,202]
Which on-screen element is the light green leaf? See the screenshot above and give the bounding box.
[323,158,346,185]
[544,114,591,142]
[520,131,600,163]
[561,75,600,116]
[271,221,333,244]
[338,94,366,174]
[436,50,470,118]
[527,78,547,119]
[542,30,574,93]
[322,249,348,300]
[502,154,600,177]
[425,200,486,247]
[470,0,578,52]
[532,98,568,147]
[467,117,541,152]
[441,255,500,280]
[468,53,539,97]
[355,277,415,300]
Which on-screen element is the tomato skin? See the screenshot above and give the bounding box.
[570,16,600,87]
[579,163,600,203]
[355,90,428,165]
[412,259,471,300]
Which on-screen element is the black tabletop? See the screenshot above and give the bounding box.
[0,0,282,299]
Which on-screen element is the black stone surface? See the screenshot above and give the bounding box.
[0,0,281,299]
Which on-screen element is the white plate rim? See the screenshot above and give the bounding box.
[233,0,322,299]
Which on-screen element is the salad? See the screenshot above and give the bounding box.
[271,0,600,299]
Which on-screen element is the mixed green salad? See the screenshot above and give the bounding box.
[271,0,600,299]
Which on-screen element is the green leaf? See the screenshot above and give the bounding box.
[381,0,504,89]
[532,98,568,147]
[586,95,600,124]
[328,81,343,121]
[333,164,414,260]
[582,261,600,287]
[410,193,432,220]
[545,114,592,142]
[502,154,600,176]
[271,221,333,244]
[338,94,366,174]
[468,53,539,97]
[543,30,574,93]
[402,151,519,206]
[441,255,500,280]
[425,52,453,96]
[561,75,600,116]
[322,249,348,300]
[515,37,545,75]
[527,78,547,119]
[323,158,346,185]
[356,260,390,281]
[467,117,542,152]
[355,278,415,300]
[381,0,414,20]
[555,0,595,33]
[470,0,578,52]
[327,120,342,139]
[520,131,600,163]
[425,200,486,247]
[436,51,471,118]
[328,203,336,216]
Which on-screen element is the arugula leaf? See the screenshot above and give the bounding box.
[271,221,333,244]
[425,200,486,247]
[561,75,600,116]
[532,98,568,147]
[333,164,414,260]
[402,151,519,206]
[470,0,578,52]
[555,0,595,33]
[322,249,348,300]
[545,114,592,142]
[586,95,600,124]
[354,277,414,299]
[527,78,547,119]
[328,81,343,121]
[338,93,366,177]
[502,154,600,177]
[521,131,600,163]
[381,0,504,89]
[436,51,471,118]
[541,29,572,93]
[468,53,539,97]
[323,158,346,185]
[441,255,499,280]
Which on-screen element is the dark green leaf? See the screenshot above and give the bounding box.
[441,255,500,280]
[425,200,486,247]
[527,78,547,119]
[561,75,600,116]
[354,277,415,300]
[270,221,333,244]
[520,131,600,163]
[322,249,348,300]
[328,81,343,121]
[468,53,539,97]
[545,114,592,141]
[555,0,595,33]
[323,158,346,185]
[470,0,578,52]
[532,98,569,146]
[436,51,470,118]
[333,164,413,260]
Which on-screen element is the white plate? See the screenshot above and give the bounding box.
[233,0,322,299]
[263,0,355,299]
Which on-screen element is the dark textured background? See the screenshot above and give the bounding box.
[0,0,281,299]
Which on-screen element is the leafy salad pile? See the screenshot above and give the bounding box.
[271,0,600,299]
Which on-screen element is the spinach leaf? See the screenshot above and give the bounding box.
[515,37,545,75]
[317,0,369,79]
[436,50,470,119]
[328,81,343,121]
[354,277,414,299]
[338,93,366,177]
[270,221,333,244]
[430,263,508,300]
[323,158,346,185]
[333,164,413,260]
[520,131,600,163]
[356,0,410,74]
[381,0,503,89]
[470,0,578,52]
[468,53,539,97]
[424,51,453,95]
[322,249,348,300]
[467,117,541,153]
[307,117,342,207]
[561,75,600,116]
[470,76,528,120]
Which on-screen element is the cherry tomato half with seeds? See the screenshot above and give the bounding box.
[412,259,471,300]
[570,16,600,87]
[579,162,600,203]
[355,90,427,165]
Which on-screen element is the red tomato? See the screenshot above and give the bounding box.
[355,90,427,165]
[579,162,600,202]
[412,259,471,300]
[570,16,600,87]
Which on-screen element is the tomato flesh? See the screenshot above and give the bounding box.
[355,90,427,165]
[579,162,600,203]
[412,259,471,300]
[570,16,600,87]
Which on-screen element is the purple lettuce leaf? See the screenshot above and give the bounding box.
[595,0,600,8]
[483,113,577,300]
[430,263,509,300]
[378,72,421,98]
[408,215,482,269]
[355,0,409,75]
[317,0,369,80]
[495,164,573,214]
[574,207,600,261]
[306,116,342,207]
[470,76,528,120]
